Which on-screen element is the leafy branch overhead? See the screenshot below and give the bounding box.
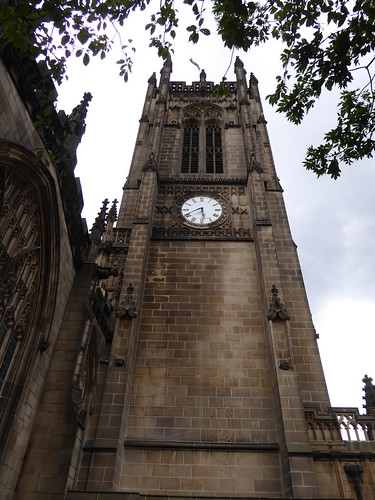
[1,0,374,177]
[213,0,375,177]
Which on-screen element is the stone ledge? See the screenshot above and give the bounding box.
[83,439,117,452]
[123,440,279,452]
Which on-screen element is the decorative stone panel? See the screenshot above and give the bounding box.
[153,179,252,240]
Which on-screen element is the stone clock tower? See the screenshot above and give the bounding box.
[67,58,375,499]
[78,57,330,496]
[7,54,375,499]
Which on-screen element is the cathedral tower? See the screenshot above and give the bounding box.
[98,58,330,497]
[67,58,375,499]
[3,54,375,499]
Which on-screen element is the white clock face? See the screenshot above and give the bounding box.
[181,196,223,226]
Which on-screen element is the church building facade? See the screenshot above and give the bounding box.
[1,49,375,499]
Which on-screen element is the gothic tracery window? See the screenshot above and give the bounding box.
[181,105,224,174]
[205,126,223,174]
[0,168,40,390]
[181,125,199,174]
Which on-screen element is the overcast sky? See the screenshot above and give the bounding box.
[56,4,375,413]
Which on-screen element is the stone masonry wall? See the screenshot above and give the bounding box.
[120,239,283,496]
[121,448,283,497]
[0,58,78,498]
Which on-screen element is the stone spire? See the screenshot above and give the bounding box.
[88,198,108,259]
[103,199,118,243]
[363,374,375,414]
[63,92,92,162]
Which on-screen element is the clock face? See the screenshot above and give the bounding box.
[181,196,223,226]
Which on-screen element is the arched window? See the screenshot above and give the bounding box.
[181,126,199,173]
[181,105,224,175]
[0,172,40,389]
[0,143,59,407]
[206,126,223,174]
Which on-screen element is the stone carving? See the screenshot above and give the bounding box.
[0,168,41,386]
[116,282,137,319]
[154,182,252,241]
[113,270,124,302]
[159,177,247,186]
[67,92,91,127]
[344,463,364,499]
[113,229,131,247]
[232,206,248,216]
[183,106,201,121]
[94,264,119,280]
[304,407,375,442]
[363,374,375,414]
[279,360,291,371]
[148,72,157,85]
[153,226,252,240]
[89,199,109,259]
[248,153,263,174]
[64,93,92,155]
[257,113,267,124]
[142,152,157,172]
[267,285,290,321]
[204,107,223,121]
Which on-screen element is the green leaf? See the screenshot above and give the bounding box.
[43,104,53,117]
[61,34,70,46]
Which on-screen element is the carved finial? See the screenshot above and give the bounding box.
[101,199,118,245]
[267,284,290,321]
[199,69,207,93]
[107,199,118,223]
[63,92,92,163]
[362,374,375,414]
[161,58,172,73]
[67,92,92,136]
[249,72,258,85]
[235,56,244,68]
[148,72,157,84]
[88,198,108,259]
[91,198,109,234]
[142,152,157,172]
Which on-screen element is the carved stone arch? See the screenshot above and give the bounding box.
[181,103,203,127]
[0,141,60,444]
[203,103,224,127]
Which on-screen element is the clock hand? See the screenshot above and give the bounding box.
[185,206,204,215]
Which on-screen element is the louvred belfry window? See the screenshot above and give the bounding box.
[181,126,199,173]
[206,126,223,174]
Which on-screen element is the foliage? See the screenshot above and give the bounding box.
[212,0,375,178]
[1,0,374,177]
